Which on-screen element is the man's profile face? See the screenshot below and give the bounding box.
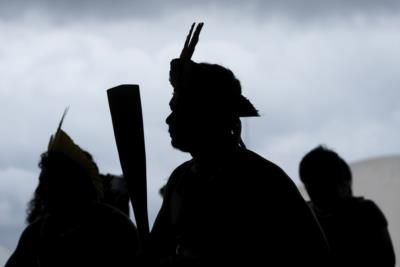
[166,93,206,152]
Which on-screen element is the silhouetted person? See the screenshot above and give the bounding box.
[300,145,395,267]
[6,127,138,267]
[102,173,130,216]
[150,23,332,266]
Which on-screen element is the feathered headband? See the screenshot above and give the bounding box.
[169,23,259,117]
[47,108,103,197]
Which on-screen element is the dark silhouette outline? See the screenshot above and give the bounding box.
[6,120,138,267]
[150,23,332,266]
[300,145,396,267]
[107,85,149,248]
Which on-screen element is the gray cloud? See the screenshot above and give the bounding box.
[1,0,400,22]
[1,8,399,254]
[0,168,36,251]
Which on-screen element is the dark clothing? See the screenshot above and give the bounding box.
[309,197,395,267]
[151,148,332,266]
[6,203,138,267]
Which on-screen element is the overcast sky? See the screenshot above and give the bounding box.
[1,0,400,260]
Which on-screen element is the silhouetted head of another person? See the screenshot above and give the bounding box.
[101,173,130,216]
[299,146,352,210]
[27,130,103,223]
[166,59,258,153]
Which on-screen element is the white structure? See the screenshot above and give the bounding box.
[351,155,400,265]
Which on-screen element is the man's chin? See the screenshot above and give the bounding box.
[171,139,191,153]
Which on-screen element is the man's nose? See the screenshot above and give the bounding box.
[166,113,173,125]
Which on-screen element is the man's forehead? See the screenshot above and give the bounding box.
[169,93,204,112]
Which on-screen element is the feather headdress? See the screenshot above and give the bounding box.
[47,108,103,198]
[169,23,259,117]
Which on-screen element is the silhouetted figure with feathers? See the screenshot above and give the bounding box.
[6,117,138,267]
[300,145,395,267]
[150,23,332,266]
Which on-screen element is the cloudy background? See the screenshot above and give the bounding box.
[1,0,400,263]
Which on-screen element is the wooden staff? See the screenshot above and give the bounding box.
[107,84,149,248]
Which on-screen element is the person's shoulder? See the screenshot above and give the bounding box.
[171,160,194,175]
[352,197,388,227]
[96,202,130,219]
[13,219,43,249]
[94,203,137,229]
[5,221,43,266]
[239,149,292,180]
[93,203,139,247]
[20,220,41,238]
[167,160,194,184]
[237,148,299,193]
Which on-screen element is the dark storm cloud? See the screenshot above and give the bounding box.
[1,0,400,22]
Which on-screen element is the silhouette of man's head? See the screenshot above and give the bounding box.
[167,60,259,153]
[299,146,352,208]
[166,24,258,153]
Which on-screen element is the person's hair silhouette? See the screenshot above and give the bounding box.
[6,119,138,267]
[300,145,396,267]
[26,151,102,224]
[300,145,353,209]
[150,23,332,266]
